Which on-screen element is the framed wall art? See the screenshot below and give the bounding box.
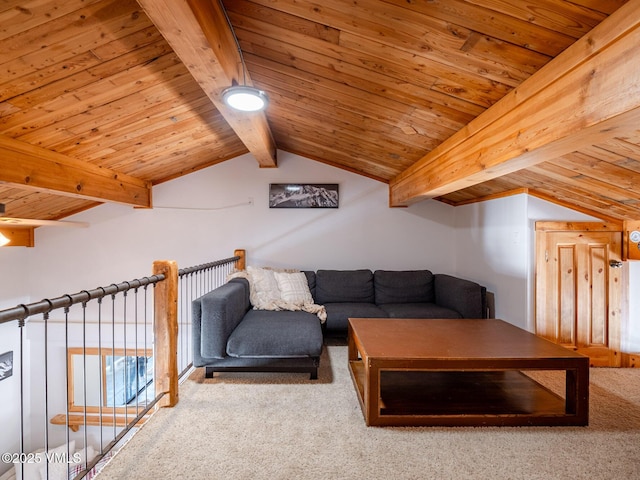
[0,351,13,382]
[269,184,339,208]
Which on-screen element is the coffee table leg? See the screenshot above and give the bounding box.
[348,322,372,425]
[365,359,380,426]
[565,363,589,424]
[347,323,357,363]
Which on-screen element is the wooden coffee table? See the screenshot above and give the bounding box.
[347,318,589,427]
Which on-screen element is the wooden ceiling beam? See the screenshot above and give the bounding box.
[137,0,277,168]
[0,135,151,207]
[390,0,640,206]
[0,227,34,248]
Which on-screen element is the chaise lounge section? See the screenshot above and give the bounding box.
[192,275,323,379]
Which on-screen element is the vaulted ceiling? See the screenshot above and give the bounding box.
[1,0,639,246]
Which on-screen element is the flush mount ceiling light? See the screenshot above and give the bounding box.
[222,85,268,112]
[219,2,268,112]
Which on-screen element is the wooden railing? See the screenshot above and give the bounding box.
[0,249,245,480]
[152,249,245,408]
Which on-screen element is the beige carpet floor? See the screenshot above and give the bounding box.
[96,346,640,480]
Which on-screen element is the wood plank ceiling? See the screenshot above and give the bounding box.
[1,0,639,246]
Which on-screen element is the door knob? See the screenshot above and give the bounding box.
[609,260,623,268]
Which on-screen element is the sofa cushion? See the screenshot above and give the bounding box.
[226,310,323,358]
[303,271,316,299]
[434,274,486,319]
[246,266,281,308]
[274,271,314,305]
[378,303,462,319]
[374,270,434,304]
[323,302,388,332]
[315,269,375,304]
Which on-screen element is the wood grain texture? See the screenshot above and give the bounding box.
[137,0,277,167]
[390,0,640,206]
[0,226,34,247]
[1,0,639,232]
[0,135,151,206]
[535,226,622,366]
[153,260,179,408]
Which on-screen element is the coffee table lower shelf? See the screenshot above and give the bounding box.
[349,360,584,427]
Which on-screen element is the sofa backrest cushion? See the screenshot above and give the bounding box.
[303,271,316,299]
[315,269,375,304]
[374,270,435,304]
[434,274,486,319]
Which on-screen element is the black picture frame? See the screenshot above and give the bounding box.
[269,183,339,208]
[0,351,13,382]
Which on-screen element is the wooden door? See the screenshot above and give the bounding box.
[535,222,623,367]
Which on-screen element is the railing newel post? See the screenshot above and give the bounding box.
[234,249,246,271]
[153,260,179,407]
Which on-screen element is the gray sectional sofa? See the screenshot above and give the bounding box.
[192,269,487,379]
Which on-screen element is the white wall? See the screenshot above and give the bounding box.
[150,151,457,272]
[628,263,640,352]
[453,195,530,329]
[453,194,616,335]
[0,247,30,309]
[9,152,456,301]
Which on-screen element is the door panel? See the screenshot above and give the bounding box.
[588,244,608,346]
[536,224,622,367]
[557,244,576,345]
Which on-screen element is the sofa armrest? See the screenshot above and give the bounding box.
[434,274,487,319]
[193,280,250,359]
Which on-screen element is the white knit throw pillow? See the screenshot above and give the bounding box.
[246,266,281,309]
[274,271,313,306]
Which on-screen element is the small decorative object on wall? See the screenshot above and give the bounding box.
[269,184,339,208]
[0,351,13,381]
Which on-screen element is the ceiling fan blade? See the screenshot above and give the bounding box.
[0,217,89,228]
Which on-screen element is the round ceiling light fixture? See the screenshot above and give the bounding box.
[219,1,269,113]
[222,85,269,112]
